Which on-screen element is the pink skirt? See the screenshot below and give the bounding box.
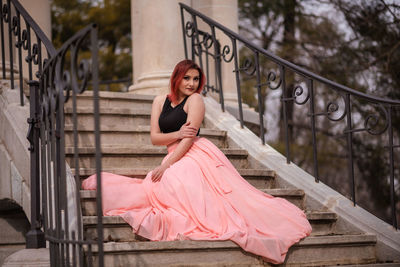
[82,137,311,264]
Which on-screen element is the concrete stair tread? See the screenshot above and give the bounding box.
[74,91,155,101]
[82,210,337,225]
[80,188,302,199]
[72,167,275,178]
[86,234,376,253]
[65,146,248,156]
[64,124,227,136]
[65,106,151,115]
[82,234,377,266]
[260,188,304,197]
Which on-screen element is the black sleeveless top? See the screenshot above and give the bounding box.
[158,96,200,135]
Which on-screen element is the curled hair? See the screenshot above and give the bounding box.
[169,59,205,104]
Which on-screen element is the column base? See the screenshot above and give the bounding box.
[129,71,171,95]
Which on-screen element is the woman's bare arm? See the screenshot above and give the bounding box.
[150,95,197,146]
[151,93,205,182]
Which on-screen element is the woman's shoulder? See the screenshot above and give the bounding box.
[185,93,204,113]
[187,93,203,103]
[153,94,168,105]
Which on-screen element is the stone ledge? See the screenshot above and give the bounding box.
[2,248,50,267]
[75,90,155,101]
[83,210,337,226]
[86,234,376,253]
[73,167,274,178]
[64,124,227,137]
[64,106,151,115]
[65,146,248,156]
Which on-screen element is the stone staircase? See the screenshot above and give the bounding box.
[67,91,383,266]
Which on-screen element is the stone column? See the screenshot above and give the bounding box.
[20,0,52,81]
[1,1,52,89]
[192,0,239,104]
[129,0,190,95]
[129,0,238,98]
[19,0,52,39]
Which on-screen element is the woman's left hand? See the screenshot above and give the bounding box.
[151,164,169,182]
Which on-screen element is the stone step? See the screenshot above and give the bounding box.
[65,146,250,169]
[64,91,154,110]
[0,244,26,267]
[83,234,377,266]
[80,188,304,217]
[261,188,306,210]
[64,124,228,148]
[64,106,152,128]
[74,167,275,190]
[82,211,337,242]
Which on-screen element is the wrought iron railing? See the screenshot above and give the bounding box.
[180,3,400,229]
[1,0,104,266]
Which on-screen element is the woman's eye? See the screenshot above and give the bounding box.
[194,77,199,81]
[183,76,189,80]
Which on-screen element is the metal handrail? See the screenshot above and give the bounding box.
[1,1,104,266]
[9,0,56,57]
[1,0,56,106]
[180,3,400,106]
[180,2,399,229]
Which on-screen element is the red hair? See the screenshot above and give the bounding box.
[168,59,206,104]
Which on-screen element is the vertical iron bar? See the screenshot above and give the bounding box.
[87,244,93,267]
[280,65,291,163]
[180,5,188,60]
[49,64,62,266]
[44,77,54,240]
[1,0,6,79]
[232,38,244,128]
[91,25,104,267]
[72,231,77,267]
[205,44,210,92]
[211,26,224,111]
[345,93,356,206]
[254,51,265,144]
[308,78,319,182]
[26,80,45,248]
[190,35,195,61]
[388,106,398,229]
[192,15,203,70]
[16,10,23,105]
[39,83,48,235]
[71,50,82,267]
[7,0,14,88]
[57,59,70,266]
[49,240,55,267]
[72,77,84,266]
[36,36,42,79]
[26,22,32,80]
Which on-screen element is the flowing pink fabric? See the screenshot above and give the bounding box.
[82,137,311,264]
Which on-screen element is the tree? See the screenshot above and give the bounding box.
[51,0,132,90]
[238,0,400,224]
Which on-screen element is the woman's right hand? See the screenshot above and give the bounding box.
[178,122,198,139]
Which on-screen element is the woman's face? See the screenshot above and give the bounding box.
[177,68,200,99]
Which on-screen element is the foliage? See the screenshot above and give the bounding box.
[51,0,132,90]
[238,0,400,224]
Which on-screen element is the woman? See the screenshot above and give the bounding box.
[82,59,312,264]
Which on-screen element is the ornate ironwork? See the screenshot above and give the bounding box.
[1,1,104,266]
[180,2,400,229]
